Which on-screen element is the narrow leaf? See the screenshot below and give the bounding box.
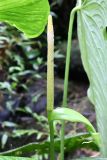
[1,134,8,149]
[48,108,96,133]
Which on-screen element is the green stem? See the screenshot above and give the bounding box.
[78,0,82,6]
[60,5,81,160]
[48,113,55,160]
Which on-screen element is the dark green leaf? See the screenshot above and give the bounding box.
[0,133,98,156]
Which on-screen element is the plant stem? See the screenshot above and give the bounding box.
[60,5,81,160]
[48,113,55,160]
[78,0,82,6]
[47,15,55,160]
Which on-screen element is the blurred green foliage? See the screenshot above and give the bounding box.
[0,23,46,93]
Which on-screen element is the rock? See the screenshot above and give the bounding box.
[51,0,76,38]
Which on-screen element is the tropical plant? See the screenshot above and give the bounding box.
[0,0,107,160]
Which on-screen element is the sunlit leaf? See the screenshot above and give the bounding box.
[0,0,50,38]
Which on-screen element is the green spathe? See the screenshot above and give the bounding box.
[77,0,107,156]
[0,0,50,38]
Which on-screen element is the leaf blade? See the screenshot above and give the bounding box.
[77,0,107,156]
[0,0,50,38]
[48,108,96,133]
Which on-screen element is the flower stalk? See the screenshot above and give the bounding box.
[47,15,55,160]
[47,15,54,112]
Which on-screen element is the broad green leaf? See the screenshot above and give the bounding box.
[0,0,50,38]
[0,133,98,156]
[0,157,36,160]
[77,0,107,156]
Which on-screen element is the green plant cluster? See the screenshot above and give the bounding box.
[0,23,45,93]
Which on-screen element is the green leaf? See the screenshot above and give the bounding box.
[77,0,107,156]
[0,157,36,160]
[49,107,100,146]
[12,129,38,137]
[48,108,96,133]
[1,134,8,149]
[0,0,50,38]
[0,133,98,156]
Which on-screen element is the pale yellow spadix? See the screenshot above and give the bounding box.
[47,15,54,112]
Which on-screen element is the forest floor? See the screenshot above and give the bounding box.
[0,77,100,159]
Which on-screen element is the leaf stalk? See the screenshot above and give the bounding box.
[60,5,81,160]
